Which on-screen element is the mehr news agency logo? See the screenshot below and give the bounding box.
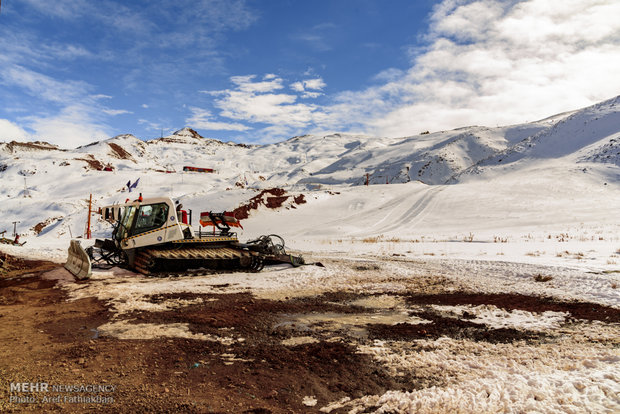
[9,382,115,405]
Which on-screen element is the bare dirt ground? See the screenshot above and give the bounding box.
[1,252,619,413]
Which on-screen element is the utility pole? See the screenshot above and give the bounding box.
[12,221,20,237]
[85,194,92,239]
[23,177,29,197]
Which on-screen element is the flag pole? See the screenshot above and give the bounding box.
[86,194,92,239]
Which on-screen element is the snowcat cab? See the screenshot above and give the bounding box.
[65,196,305,279]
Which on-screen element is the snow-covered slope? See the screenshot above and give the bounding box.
[455,96,620,182]
[0,99,618,270]
[297,122,556,186]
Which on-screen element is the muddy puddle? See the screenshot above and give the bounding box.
[271,291,616,345]
[275,309,431,340]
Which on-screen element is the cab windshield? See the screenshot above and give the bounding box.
[115,206,136,241]
[134,203,169,235]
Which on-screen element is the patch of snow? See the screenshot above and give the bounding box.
[302,395,318,407]
[351,337,620,413]
[98,320,237,344]
[431,304,569,331]
[281,336,319,346]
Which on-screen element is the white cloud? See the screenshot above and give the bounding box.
[22,0,257,35]
[373,68,405,82]
[332,0,620,137]
[290,82,305,93]
[0,62,115,147]
[0,119,31,141]
[296,34,332,52]
[25,104,111,148]
[294,23,337,53]
[1,65,90,104]
[301,91,323,99]
[201,74,333,141]
[289,78,326,98]
[47,43,94,60]
[206,0,620,141]
[204,75,318,128]
[303,78,326,90]
[0,0,261,146]
[138,119,165,132]
[186,106,250,131]
[6,0,617,145]
[229,75,284,93]
[20,0,92,19]
[217,91,313,127]
[102,109,132,116]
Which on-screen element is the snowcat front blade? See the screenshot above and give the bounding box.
[65,240,92,280]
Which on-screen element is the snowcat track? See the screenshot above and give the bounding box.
[133,246,264,277]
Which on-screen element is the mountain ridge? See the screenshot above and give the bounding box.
[0,96,618,243]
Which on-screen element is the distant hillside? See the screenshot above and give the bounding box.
[454,96,620,181]
[0,97,618,242]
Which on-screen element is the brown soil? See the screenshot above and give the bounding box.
[107,143,135,162]
[74,155,105,171]
[233,189,306,220]
[233,189,287,220]
[367,311,543,344]
[31,217,63,235]
[265,196,289,209]
[2,141,61,153]
[0,258,411,413]
[1,254,618,413]
[405,292,620,323]
[0,254,59,279]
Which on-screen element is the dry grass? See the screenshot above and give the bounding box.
[361,236,381,243]
[525,251,544,257]
[359,236,409,243]
[556,250,585,259]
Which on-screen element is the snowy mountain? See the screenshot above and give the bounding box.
[454,95,620,181]
[0,98,618,256]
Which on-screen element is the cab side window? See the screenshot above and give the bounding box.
[134,203,169,235]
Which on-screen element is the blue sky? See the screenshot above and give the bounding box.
[1,0,619,148]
